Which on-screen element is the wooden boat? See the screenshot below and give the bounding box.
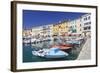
[51,44,73,50]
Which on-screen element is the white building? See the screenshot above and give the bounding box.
[31,24,53,42]
[42,24,53,41]
[68,13,91,37]
[81,13,91,37]
[31,26,43,39]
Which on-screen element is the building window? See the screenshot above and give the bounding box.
[88,16,90,20]
[84,27,87,30]
[84,18,85,21]
[84,23,88,25]
[80,24,81,26]
[84,22,91,25]
[70,26,72,28]
[84,26,91,30]
[89,22,91,24]
[72,29,77,33]
[84,17,87,21]
[88,26,91,29]
[86,17,87,20]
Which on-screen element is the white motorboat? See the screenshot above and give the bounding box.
[32,47,69,58]
[32,49,49,57]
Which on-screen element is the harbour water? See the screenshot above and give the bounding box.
[23,43,80,63]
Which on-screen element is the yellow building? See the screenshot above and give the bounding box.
[52,21,69,36]
[52,24,59,36]
[58,21,69,36]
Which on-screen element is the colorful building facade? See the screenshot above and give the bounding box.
[52,21,69,36]
[23,13,91,40]
[69,19,77,35]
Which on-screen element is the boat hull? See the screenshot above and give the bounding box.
[45,55,67,58]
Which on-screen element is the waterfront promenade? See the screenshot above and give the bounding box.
[77,38,91,60]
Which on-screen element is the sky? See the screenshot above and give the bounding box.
[23,10,87,30]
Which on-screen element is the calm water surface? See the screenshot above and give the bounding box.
[23,44,79,63]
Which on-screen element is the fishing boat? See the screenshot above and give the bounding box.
[51,44,73,50]
[66,40,82,45]
[50,44,73,53]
